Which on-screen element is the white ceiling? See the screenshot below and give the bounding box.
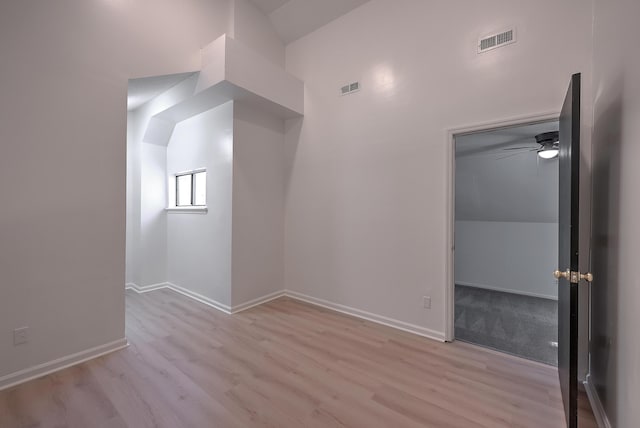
[128,72,195,111]
[455,121,560,223]
[249,0,370,44]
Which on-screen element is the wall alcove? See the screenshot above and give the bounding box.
[126,34,303,312]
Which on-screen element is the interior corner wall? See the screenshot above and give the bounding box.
[0,0,231,383]
[126,100,170,288]
[590,0,640,426]
[231,102,285,307]
[229,0,285,67]
[167,102,234,307]
[283,0,593,337]
[140,143,168,285]
[454,221,558,299]
[126,110,140,286]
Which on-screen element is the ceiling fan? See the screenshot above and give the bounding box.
[500,131,559,159]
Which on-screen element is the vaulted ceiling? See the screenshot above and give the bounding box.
[455,121,560,224]
[248,0,370,44]
[128,1,370,111]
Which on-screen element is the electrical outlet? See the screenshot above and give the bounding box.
[423,296,431,309]
[13,327,28,345]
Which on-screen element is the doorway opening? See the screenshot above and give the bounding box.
[451,119,560,365]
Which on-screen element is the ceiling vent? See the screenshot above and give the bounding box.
[478,28,516,53]
[341,81,360,96]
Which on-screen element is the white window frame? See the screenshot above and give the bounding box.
[166,168,208,213]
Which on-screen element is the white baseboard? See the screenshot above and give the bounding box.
[125,282,170,293]
[127,282,287,315]
[0,338,128,392]
[231,290,286,313]
[165,283,232,314]
[455,281,558,301]
[284,290,445,342]
[126,283,445,342]
[127,282,232,313]
[584,374,612,428]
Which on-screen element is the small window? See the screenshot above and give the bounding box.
[175,170,206,207]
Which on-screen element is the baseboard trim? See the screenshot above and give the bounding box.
[126,283,445,342]
[284,290,445,342]
[455,281,558,301]
[127,282,288,316]
[125,282,170,293]
[0,338,128,392]
[165,283,232,314]
[231,290,286,314]
[126,282,233,314]
[584,374,612,428]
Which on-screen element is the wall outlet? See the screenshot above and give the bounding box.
[13,327,28,345]
[423,296,431,309]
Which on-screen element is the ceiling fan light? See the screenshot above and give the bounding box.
[535,131,560,159]
[538,148,559,159]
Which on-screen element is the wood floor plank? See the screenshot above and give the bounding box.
[0,289,598,428]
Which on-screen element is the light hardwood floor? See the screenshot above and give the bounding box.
[0,289,597,427]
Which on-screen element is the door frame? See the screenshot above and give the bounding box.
[443,111,561,342]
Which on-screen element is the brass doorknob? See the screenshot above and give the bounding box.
[554,270,569,279]
[581,272,594,282]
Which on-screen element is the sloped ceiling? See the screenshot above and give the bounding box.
[249,0,370,44]
[249,0,289,14]
[455,121,560,223]
[128,73,196,111]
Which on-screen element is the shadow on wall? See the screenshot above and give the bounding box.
[590,74,622,425]
[284,116,304,196]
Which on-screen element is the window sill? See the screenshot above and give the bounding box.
[165,207,208,214]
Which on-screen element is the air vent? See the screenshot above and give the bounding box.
[341,81,360,96]
[478,28,516,53]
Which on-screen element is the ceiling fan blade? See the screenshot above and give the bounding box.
[502,146,538,151]
[496,151,531,160]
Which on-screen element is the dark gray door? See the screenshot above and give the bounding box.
[557,73,581,428]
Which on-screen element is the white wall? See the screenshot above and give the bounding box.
[167,102,234,306]
[0,0,232,382]
[230,0,285,67]
[284,0,592,336]
[455,221,558,299]
[139,143,168,285]
[590,0,640,426]
[126,111,140,285]
[232,102,285,306]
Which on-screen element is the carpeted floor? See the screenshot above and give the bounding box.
[455,284,558,365]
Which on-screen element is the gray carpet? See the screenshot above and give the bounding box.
[455,284,558,365]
